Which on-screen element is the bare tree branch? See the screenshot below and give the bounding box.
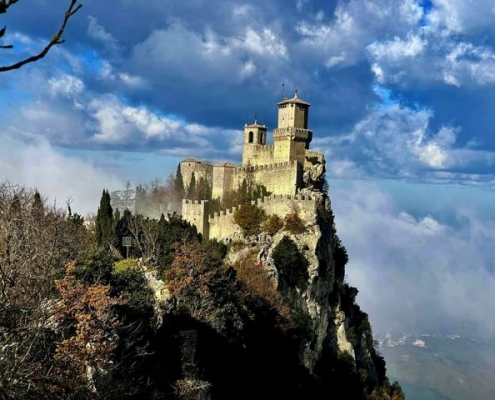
[0,1,21,15]
[0,0,82,72]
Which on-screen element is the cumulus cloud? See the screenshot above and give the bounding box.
[315,104,495,183]
[130,22,288,85]
[332,182,495,338]
[295,0,424,67]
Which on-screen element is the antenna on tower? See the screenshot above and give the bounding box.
[282,82,285,99]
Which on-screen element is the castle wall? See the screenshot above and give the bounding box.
[208,207,242,241]
[181,160,213,190]
[207,194,318,241]
[234,161,301,196]
[273,128,312,164]
[242,144,274,166]
[182,199,209,240]
[212,164,236,200]
[253,194,317,222]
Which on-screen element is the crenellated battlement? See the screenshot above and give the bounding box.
[239,160,298,173]
[205,192,319,240]
[273,127,312,141]
[183,199,208,206]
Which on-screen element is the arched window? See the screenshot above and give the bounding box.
[248,131,254,143]
[258,131,263,144]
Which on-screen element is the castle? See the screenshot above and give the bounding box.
[181,93,326,240]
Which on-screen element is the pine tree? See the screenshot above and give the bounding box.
[95,189,114,248]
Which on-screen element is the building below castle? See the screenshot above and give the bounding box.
[181,93,326,240]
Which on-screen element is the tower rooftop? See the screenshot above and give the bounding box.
[277,92,310,107]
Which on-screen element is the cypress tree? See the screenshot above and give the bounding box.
[174,163,185,198]
[95,189,114,247]
[187,172,196,199]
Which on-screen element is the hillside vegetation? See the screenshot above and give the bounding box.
[0,182,404,399]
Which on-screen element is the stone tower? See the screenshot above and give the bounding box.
[273,92,312,164]
[242,119,269,166]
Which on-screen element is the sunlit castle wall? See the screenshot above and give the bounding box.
[208,193,319,241]
[212,163,236,200]
[230,162,301,197]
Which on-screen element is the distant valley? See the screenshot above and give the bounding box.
[378,333,495,400]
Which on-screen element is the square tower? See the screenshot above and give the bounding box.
[242,119,269,166]
[273,93,312,164]
[277,92,310,129]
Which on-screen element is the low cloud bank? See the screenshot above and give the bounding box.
[331,182,495,338]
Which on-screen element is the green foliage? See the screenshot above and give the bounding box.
[262,214,284,235]
[95,189,114,247]
[174,162,185,198]
[221,180,271,209]
[195,176,212,200]
[272,235,309,290]
[334,235,349,281]
[164,242,246,336]
[317,201,333,225]
[306,156,321,165]
[346,326,358,347]
[156,211,200,273]
[74,247,114,285]
[283,211,306,234]
[202,239,228,267]
[187,172,196,198]
[114,258,139,273]
[112,265,155,322]
[233,203,266,236]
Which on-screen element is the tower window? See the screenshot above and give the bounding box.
[248,131,254,143]
[258,131,263,144]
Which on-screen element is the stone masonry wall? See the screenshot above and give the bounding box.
[182,199,209,240]
[233,161,301,197]
[207,193,318,241]
[181,160,213,190]
[242,143,274,166]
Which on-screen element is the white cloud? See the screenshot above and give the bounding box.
[325,104,495,181]
[0,134,122,216]
[368,35,426,62]
[238,28,288,58]
[49,74,85,98]
[295,0,424,67]
[332,182,495,337]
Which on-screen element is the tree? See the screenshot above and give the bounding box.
[0,181,92,398]
[187,172,196,199]
[0,0,82,72]
[174,163,185,199]
[110,180,135,212]
[233,203,266,237]
[95,189,114,248]
[272,235,309,290]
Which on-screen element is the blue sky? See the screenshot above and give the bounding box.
[2,0,495,339]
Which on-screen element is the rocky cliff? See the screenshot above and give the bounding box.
[150,188,404,400]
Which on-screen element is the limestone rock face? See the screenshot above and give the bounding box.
[228,190,382,384]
